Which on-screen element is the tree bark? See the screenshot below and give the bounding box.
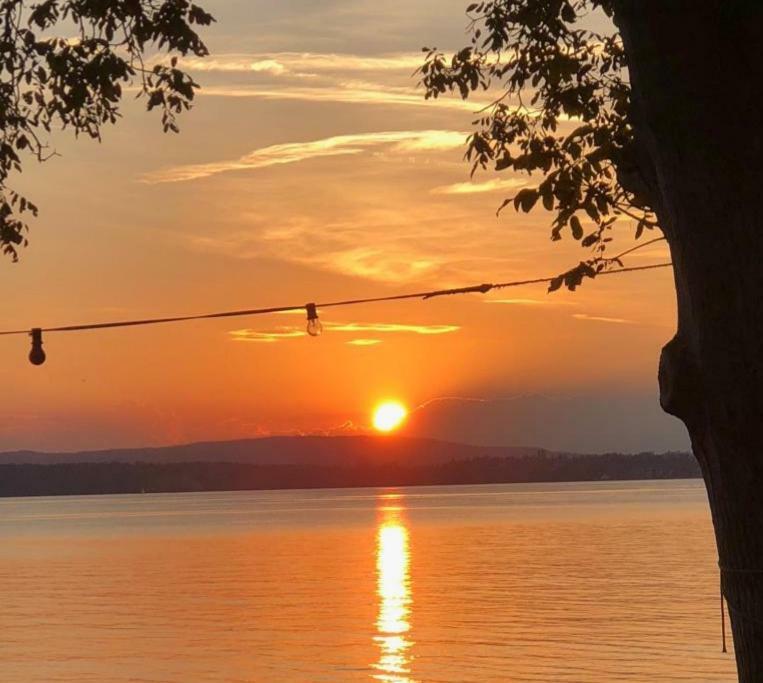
[613,1,763,679]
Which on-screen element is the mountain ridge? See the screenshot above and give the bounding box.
[0,435,701,497]
[0,435,550,465]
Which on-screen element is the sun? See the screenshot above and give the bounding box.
[373,401,408,433]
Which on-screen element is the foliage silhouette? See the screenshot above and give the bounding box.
[424,2,763,679]
[420,0,657,290]
[0,0,213,258]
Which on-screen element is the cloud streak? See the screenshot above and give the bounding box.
[147,47,547,118]
[485,298,576,306]
[197,81,481,111]
[431,178,529,195]
[229,328,306,343]
[327,322,459,335]
[181,206,528,285]
[178,52,424,74]
[229,321,460,343]
[572,313,632,324]
[143,130,467,184]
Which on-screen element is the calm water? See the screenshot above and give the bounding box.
[0,480,737,682]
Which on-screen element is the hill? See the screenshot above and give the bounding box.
[0,436,700,497]
[0,435,544,466]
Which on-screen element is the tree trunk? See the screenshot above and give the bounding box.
[613,1,763,679]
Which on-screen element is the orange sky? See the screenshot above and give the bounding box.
[0,0,686,453]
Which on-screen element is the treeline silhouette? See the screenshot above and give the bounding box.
[0,452,699,497]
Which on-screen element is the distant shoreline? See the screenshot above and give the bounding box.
[0,451,700,498]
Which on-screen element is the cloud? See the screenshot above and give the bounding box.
[199,82,480,112]
[572,313,632,324]
[347,339,382,346]
[403,394,690,453]
[143,130,467,184]
[323,246,443,282]
[177,52,424,75]
[229,321,459,343]
[393,130,467,152]
[485,298,577,306]
[185,226,447,283]
[180,207,525,285]
[145,51,483,111]
[431,178,529,195]
[327,322,459,335]
[173,53,482,110]
[229,328,306,343]
[248,59,289,75]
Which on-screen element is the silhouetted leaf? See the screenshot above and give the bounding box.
[0,0,214,259]
[514,188,539,213]
[418,0,661,289]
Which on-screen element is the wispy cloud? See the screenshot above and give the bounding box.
[178,52,424,75]
[328,322,459,335]
[229,328,306,342]
[186,227,447,283]
[572,313,632,324]
[248,59,289,75]
[145,51,479,111]
[172,52,480,110]
[147,48,544,116]
[143,130,466,184]
[180,206,527,284]
[229,321,459,343]
[198,82,480,111]
[486,298,577,306]
[315,245,444,282]
[431,178,529,195]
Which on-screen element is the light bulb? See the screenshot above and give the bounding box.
[29,328,46,366]
[305,303,323,337]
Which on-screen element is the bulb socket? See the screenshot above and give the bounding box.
[305,303,322,337]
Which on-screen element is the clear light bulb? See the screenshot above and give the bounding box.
[305,303,323,337]
[29,328,46,366]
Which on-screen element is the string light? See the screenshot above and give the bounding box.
[305,303,322,337]
[3,262,672,366]
[28,328,45,366]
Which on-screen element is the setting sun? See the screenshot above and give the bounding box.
[373,401,408,433]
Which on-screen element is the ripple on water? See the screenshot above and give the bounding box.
[0,481,737,682]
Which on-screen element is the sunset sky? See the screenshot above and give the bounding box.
[0,0,685,453]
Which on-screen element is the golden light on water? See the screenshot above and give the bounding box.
[373,496,414,682]
[372,401,408,433]
[378,526,408,635]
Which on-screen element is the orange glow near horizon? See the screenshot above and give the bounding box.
[0,0,679,454]
[373,401,408,433]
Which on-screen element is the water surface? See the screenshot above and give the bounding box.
[0,480,736,681]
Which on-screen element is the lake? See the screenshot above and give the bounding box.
[0,480,737,682]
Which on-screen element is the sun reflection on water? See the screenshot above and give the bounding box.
[373,494,415,683]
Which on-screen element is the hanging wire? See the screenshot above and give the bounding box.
[717,562,763,653]
[721,575,727,653]
[610,236,666,262]
[0,262,672,338]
